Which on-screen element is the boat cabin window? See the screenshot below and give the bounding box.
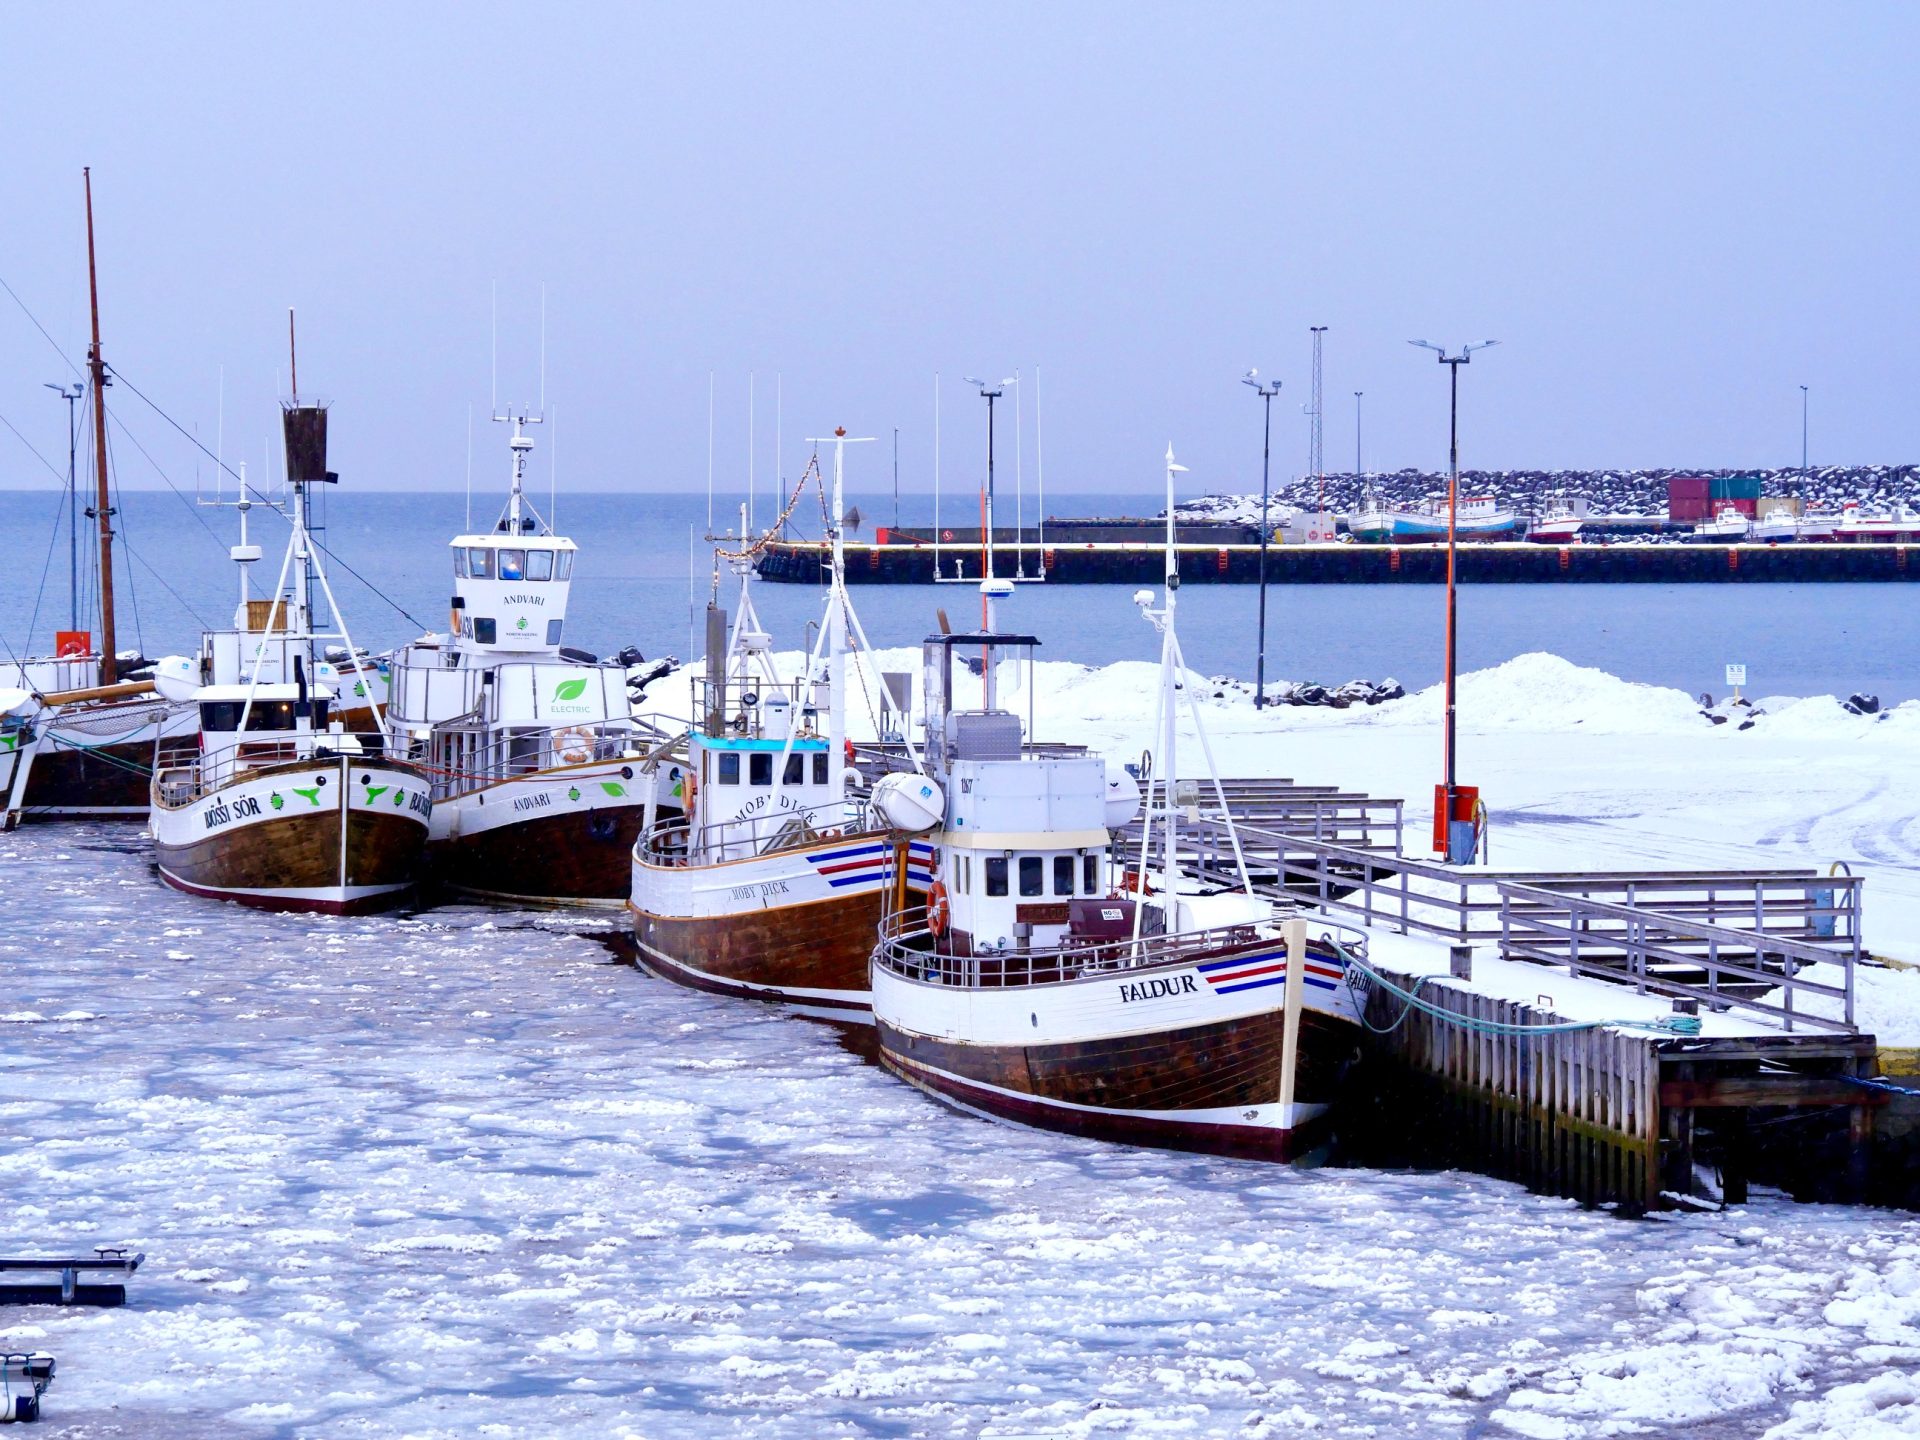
[556,550,574,580]
[546,620,563,644]
[1019,855,1043,897]
[499,549,527,581]
[1083,853,1100,894]
[199,697,327,733]
[717,753,740,784]
[985,856,1008,896]
[453,549,468,578]
[749,752,773,785]
[812,752,828,784]
[472,618,497,645]
[527,549,554,581]
[783,754,804,785]
[468,548,495,579]
[1053,855,1074,896]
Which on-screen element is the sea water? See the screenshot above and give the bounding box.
[3,823,1917,1438]
[2,489,1913,703]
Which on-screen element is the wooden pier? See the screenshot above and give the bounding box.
[759,538,1920,585]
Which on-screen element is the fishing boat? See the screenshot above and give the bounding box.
[386,410,652,906]
[1525,494,1587,543]
[0,170,194,820]
[1749,503,1801,543]
[1830,501,1920,544]
[1348,492,1519,543]
[629,434,934,1016]
[870,446,1369,1160]
[148,378,432,913]
[1682,504,1753,543]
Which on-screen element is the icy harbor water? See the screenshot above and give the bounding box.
[6,827,1920,1439]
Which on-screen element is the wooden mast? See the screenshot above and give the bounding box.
[83,168,117,675]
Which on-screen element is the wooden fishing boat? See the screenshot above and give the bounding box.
[387,411,655,906]
[148,357,432,913]
[871,450,1368,1159]
[630,434,932,1015]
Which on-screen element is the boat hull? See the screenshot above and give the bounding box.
[429,764,648,907]
[871,939,1362,1160]
[20,699,193,819]
[152,757,431,914]
[1350,514,1519,544]
[630,838,934,1014]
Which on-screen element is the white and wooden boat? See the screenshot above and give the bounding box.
[149,383,431,913]
[871,448,1369,1160]
[629,433,933,1016]
[1,171,194,819]
[386,411,652,906]
[1349,491,1519,544]
[1682,504,1753,543]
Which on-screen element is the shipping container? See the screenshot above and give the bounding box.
[1669,476,1711,499]
[1711,475,1764,500]
[1668,497,1713,522]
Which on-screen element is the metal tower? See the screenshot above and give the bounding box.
[1308,325,1327,505]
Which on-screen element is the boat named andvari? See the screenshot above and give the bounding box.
[149,378,431,913]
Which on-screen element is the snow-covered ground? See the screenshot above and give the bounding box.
[7,650,1920,1436]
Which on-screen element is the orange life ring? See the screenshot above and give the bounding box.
[926,879,950,936]
[449,607,462,636]
[843,738,857,765]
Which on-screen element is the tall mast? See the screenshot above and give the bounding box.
[83,168,116,672]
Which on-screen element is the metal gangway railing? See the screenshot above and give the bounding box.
[1170,817,1864,1036]
[410,719,648,800]
[638,796,872,866]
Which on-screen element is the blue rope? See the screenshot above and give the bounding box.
[1846,1074,1920,1097]
[1330,938,1705,1039]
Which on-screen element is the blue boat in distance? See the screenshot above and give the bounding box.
[1348,491,1521,544]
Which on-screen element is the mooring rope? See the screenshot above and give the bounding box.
[1328,938,1705,1038]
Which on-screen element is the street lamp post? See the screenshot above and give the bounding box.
[1409,339,1498,863]
[964,375,1014,609]
[1242,370,1282,709]
[44,380,84,633]
[1354,391,1364,480]
[1800,385,1809,472]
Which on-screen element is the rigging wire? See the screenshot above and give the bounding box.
[105,363,429,631]
[0,271,84,378]
[21,486,68,659]
[0,408,69,482]
[103,425,145,655]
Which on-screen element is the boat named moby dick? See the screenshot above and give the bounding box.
[630,434,932,1016]
[872,450,1369,1159]
[150,383,431,912]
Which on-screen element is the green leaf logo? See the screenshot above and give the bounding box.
[364,785,390,804]
[294,787,323,807]
[599,781,627,797]
[554,678,588,702]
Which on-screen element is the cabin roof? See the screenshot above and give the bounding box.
[450,535,578,550]
[922,631,1041,648]
[194,683,336,701]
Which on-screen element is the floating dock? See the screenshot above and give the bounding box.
[760,539,1920,584]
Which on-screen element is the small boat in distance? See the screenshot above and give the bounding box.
[629,433,934,1017]
[871,446,1369,1160]
[149,380,432,913]
[1683,504,1753,543]
[1348,492,1520,544]
[1525,494,1587,543]
[1830,500,1920,544]
[386,410,653,906]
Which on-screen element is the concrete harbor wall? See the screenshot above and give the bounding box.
[759,539,1920,584]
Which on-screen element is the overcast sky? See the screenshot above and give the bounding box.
[2,3,1914,498]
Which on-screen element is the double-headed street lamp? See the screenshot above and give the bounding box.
[1242,370,1282,709]
[1409,338,1498,864]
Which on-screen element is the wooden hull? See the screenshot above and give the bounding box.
[877,1008,1358,1160]
[153,757,432,914]
[20,735,155,818]
[633,889,894,1016]
[432,800,647,907]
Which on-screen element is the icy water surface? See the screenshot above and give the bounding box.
[4,827,1920,1438]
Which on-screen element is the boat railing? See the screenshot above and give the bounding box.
[151,731,396,807]
[409,719,644,797]
[638,796,871,867]
[874,905,1369,991]
[693,675,815,741]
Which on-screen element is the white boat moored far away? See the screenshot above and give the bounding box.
[871,446,1370,1161]
[629,432,933,1018]
[148,372,432,914]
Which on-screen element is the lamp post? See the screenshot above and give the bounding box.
[1409,339,1498,863]
[1354,391,1364,480]
[1242,370,1282,709]
[963,375,1013,606]
[1800,385,1809,472]
[44,380,84,633]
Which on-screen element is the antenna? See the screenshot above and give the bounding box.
[464,402,474,532]
[747,371,756,531]
[706,370,715,532]
[549,402,557,528]
[538,281,547,414]
[775,373,783,536]
[287,308,298,403]
[1035,364,1045,559]
[490,280,498,412]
